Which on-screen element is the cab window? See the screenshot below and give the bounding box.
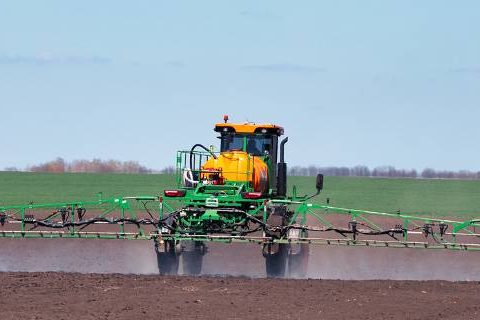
[220,134,273,156]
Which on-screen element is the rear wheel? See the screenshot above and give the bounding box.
[287,230,309,278]
[181,241,205,275]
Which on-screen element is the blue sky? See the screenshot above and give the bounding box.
[0,1,479,171]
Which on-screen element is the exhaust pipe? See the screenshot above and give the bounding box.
[277,137,288,197]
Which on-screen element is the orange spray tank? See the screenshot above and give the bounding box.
[201,150,269,193]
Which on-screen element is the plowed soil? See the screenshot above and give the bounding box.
[1,272,479,320]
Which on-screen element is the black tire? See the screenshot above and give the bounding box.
[287,242,309,278]
[264,243,288,278]
[155,240,179,275]
[263,205,289,278]
[181,241,205,275]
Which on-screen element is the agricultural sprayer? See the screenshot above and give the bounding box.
[2,116,480,277]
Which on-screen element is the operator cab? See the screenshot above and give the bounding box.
[214,118,284,164]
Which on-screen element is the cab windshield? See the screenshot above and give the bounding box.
[220,134,273,157]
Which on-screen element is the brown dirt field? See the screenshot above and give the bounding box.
[1,272,479,320]
[2,238,480,281]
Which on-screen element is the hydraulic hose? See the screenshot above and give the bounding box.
[189,144,217,180]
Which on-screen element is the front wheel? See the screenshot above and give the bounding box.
[155,240,179,275]
[181,241,206,275]
[263,243,288,278]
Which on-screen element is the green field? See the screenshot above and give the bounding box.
[0,172,479,218]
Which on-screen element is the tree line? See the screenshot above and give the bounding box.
[17,157,151,174]
[4,159,480,180]
[288,165,480,179]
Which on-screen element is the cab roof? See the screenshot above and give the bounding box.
[214,122,284,136]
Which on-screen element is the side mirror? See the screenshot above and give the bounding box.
[316,174,324,192]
